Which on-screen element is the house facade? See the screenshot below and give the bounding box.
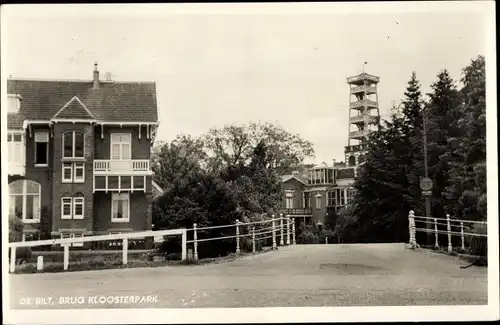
[6,64,160,247]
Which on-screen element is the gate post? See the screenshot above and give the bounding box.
[286,217,291,245]
[272,215,277,250]
[460,221,465,250]
[446,214,452,253]
[181,229,187,261]
[235,219,241,255]
[280,214,284,246]
[193,223,199,261]
[252,227,256,253]
[408,210,418,249]
[10,247,16,273]
[292,218,296,245]
[433,218,439,249]
[122,238,128,265]
[63,244,70,271]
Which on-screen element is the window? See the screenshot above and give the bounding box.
[8,94,21,113]
[303,192,310,208]
[346,188,356,205]
[327,190,337,207]
[34,132,49,166]
[111,133,131,160]
[348,155,356,167]
[60,233,84,247]
[285,191,294,209]
[61,196,85,219]
[63,131,85,158]
[315,194,322,210]
[8,132,24,167]
[62,162,85,183]
[340,189,346,206]
[8,180,41,223]
[111,193,130,222]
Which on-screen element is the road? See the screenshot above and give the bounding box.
[8,243,487,308]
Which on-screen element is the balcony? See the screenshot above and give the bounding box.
[349,114,378,125]
[347,73,380,85]
[336,167,355,180]
[345,144,368,153]
[351,85,377,94]
[94,160,151,175]
[280,208,313,216]
[350,100,378,110]
[349,130,371,139]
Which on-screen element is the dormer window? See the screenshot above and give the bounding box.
[7,94,22,113]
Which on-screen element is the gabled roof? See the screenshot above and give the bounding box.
[281,174,308,185]
[7,78,158,128]
[53,96,95,119]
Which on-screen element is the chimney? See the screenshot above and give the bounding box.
[93,63,100,90]
[332,159,336,167]
[105,72,112,81]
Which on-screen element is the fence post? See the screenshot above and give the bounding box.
[280,214,284,246]
[408,210,417,249]
[460,221,465,250]
[122,238,128,265]
[272,215,277,250]
[63,244,70,271]
[37,256,44,271]
[236,219,240,255]
[181,229,187,261]
[286,217,291,245]
[446,214,452,253]
[434,218,439,249]
[292,218,296,245]
[193,223,198,261]
[252,227,256,254]
[10,247,16,273]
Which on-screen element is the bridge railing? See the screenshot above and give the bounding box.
[8,214,297,273]
[187,214,296,261]
[407,210,487,253]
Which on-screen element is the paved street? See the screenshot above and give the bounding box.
[9,244,487,308]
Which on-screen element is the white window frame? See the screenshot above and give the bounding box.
[61,197,73,219]
[315,193,322,210]
[73,197,85,219]
[61,196,84,220]
[8,179,41,223]
[111,193,130,223]
[62,162,85,183]
[7,94,22,113]
[60,233,84,247]
[62,131,85,159]
[110,133,132,160]
[34,131,49,167]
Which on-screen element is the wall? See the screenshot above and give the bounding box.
[94,125,152,160]
[281,178,306,209]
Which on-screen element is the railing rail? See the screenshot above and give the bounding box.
[407,210,487,253]
[279,208,313,215]
[8,215,297,272]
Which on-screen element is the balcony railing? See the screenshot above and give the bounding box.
[347,73,380,85]
[93,160,151,175]
[280,208,313,216]
[345,144,368,153]
[351,85,377,94]
[349,130,371,139]
[349,114,378,124]
[350,100,378,110]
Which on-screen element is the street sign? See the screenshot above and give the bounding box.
[422,190,432,196]
[420,177,433,191]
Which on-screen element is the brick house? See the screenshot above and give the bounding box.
[6,64,161,246]
[279,163,356,228]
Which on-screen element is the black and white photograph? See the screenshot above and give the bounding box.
[1,2,498,324]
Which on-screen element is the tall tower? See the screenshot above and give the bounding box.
[344,72,380,167]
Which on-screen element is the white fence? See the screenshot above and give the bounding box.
[8,214,295,273]
[407,210,487,252]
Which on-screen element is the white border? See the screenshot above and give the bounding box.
[2,1,498,324]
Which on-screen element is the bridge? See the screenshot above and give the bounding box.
[9,242,487,309]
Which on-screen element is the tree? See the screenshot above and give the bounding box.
[425,69,462,219]
[444,56,486,221]
[9,213,23,242]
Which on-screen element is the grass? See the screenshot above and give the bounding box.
[11,246,275,274]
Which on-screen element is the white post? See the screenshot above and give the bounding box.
[63,244,70,271]
[252,227,256,254]
[460,221,465,250]
[272,215,277,250]
[408,210,417,249]
[292,218,296,245]
[10,247,16,273]
[37,256,44,271]
[286,217,291,245]
[122,238,128,265]
[193,223,198,261]
[181,230,187,261]
[446,214,452,253]
[326,237,328,244]
[280,214,284,246]
[434,218,439,249]
[235,219,240,255]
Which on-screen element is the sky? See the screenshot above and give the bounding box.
[1,3,491,165]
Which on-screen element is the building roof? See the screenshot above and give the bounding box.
[281,174,308,185]
[7,77,158,129]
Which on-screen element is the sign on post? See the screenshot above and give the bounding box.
[420,177,433,191]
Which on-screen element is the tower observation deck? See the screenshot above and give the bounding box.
[344,72,381,167]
